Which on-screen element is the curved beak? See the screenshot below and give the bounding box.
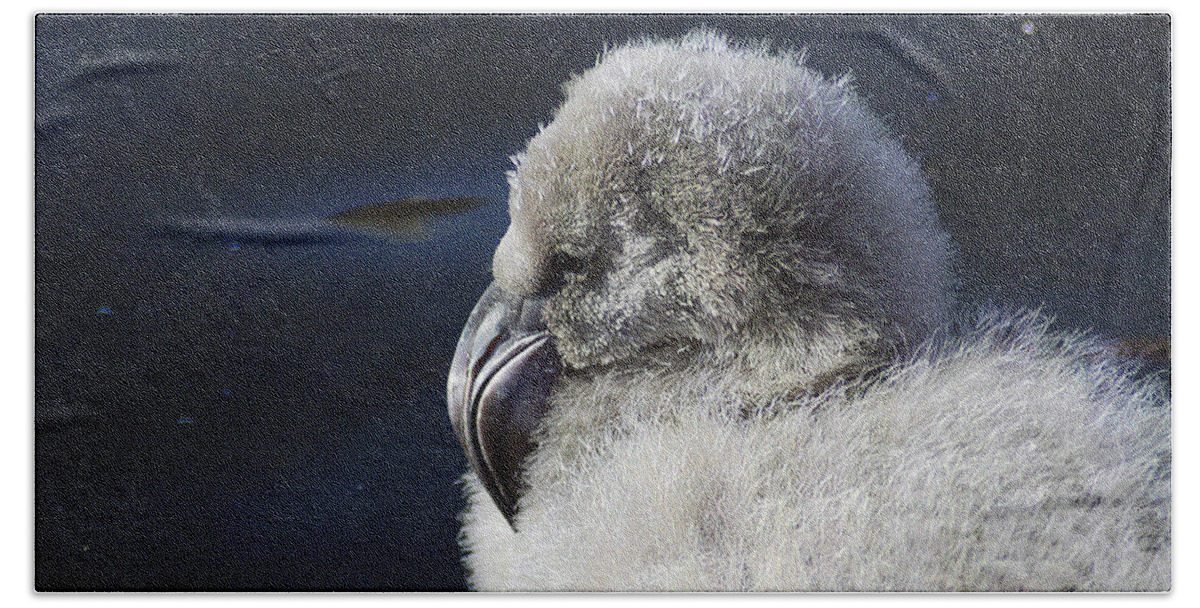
[447,283,561,530]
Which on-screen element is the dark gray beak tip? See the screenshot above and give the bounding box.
[448,283,561,530]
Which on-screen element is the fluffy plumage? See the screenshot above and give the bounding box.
[493,31,952,373]
[454,32,1170,591]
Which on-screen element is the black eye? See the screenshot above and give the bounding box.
[534,252,590,297]
[555,252,588,277]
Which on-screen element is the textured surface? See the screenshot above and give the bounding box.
[35,15,1169,590]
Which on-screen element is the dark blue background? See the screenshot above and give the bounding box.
[35,14,1170,590]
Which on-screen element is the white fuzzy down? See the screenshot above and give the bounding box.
[460,313,1169,591]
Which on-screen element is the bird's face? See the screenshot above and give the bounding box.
[447,112,757,526]
[448,33,952,528]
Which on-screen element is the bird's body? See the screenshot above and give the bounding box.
[447,31,1170,591]
[460,312,1169,591]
